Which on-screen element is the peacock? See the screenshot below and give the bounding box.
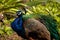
[11,10,59,40]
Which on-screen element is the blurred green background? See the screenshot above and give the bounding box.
[0,0,60,40]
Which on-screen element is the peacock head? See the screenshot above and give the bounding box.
[17,10,23,16]
[16,8,27,17]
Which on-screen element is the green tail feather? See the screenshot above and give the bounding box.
[39,15,59,40]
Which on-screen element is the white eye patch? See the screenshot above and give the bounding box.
[18,12,21,15]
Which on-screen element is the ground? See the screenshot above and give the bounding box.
[0,32,23,40]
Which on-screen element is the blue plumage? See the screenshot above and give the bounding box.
[11,10,26,38]
[11,15,23,31]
